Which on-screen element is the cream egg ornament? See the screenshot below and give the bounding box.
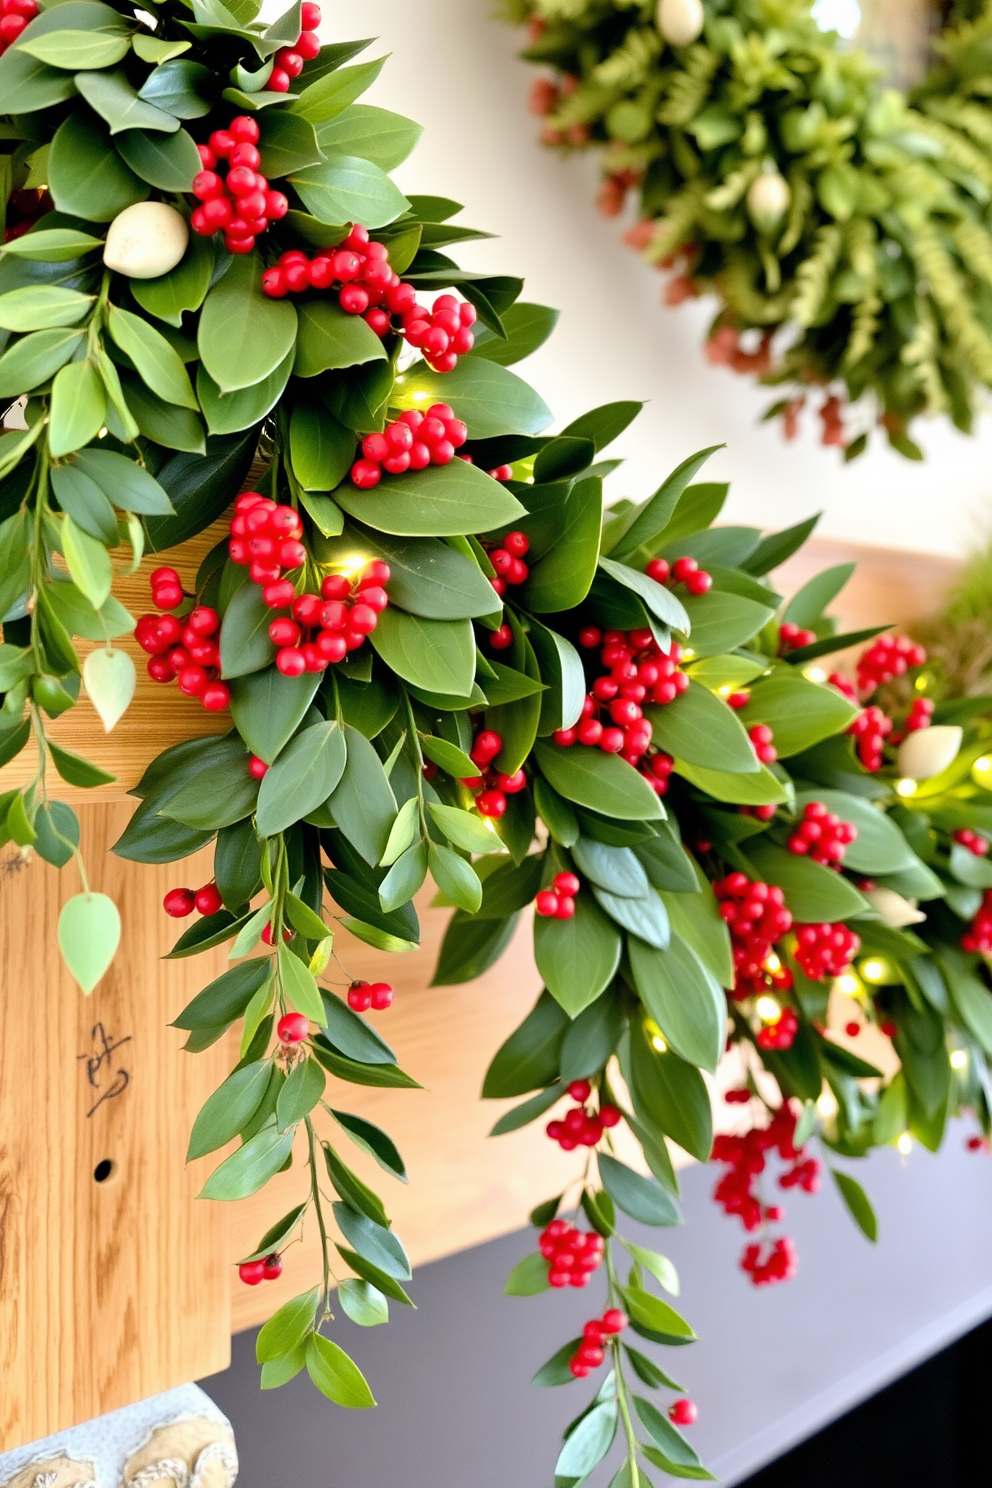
[657,0,705,47]
[103,201,189,280]
[864,887,927,929]
[747,169,791,234]
[896,724,963,782]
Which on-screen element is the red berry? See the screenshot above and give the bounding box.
[239,1260,266,1286]
[230,115,260,144]
[601,1308,627,1334]
[163,887,195,918]
[277,1012,310,1043]
[535,890,559,917]
[555,872,580,896]
[489,625,513,650]
[276,647,306,677]
[476,789,506,818]
[348,980,373,1012]
[669,1399,698,1427]
[369,982,394,1010]
[262,1253,283,1281]
[250,755,269,779]
[194,883,223,916]
[568,1079,591,1102]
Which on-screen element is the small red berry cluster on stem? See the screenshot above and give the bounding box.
[749,723,777,764]
[954,827,990,857]
[459,728,526,820]
[756,1005,799,1050]
[163,881,222,919]
[778,621,815,654]
[267,0,322,89]
[568,1309,628,1377]
[535,871,580,920]
[347,979,394,1012]
[646,554,713,596]
[787,801,857,866]
[712,1102,819,1286]
[794,922,861,980]
[238,1253,283,1286]
[191,115,289,255]
[228,493,390,674]
[962,890,992,953]
[483,530,530,598]
[351,405,468,488]
[847,704,893,771]
[539,1219,604,1288]
[136,570,230,712]
[891,696,934,744]
[546,1080,621,1151]
[0,0,38,55]
[714,874,793,1000]
[856,634,926,697]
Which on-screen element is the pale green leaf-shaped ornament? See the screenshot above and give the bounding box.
[83,647,136,731]
[58,892,121,994]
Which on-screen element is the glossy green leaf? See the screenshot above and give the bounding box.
[187,1059,271,1159]
[57,891,120,993]
[470,301,560,366]
[0,326,84,394]
[256,721,347,837]
[599,1153,681,1226]
[556,1402,617,1479]
[256,1288,319,1362]
[287,153,407,228]
[294,299,386,377]
[648,683,758,773]
[198,1121,295,1200]
[534,891,622,1017]
[198,252,298,393]
[131,232,214,327]
[629,933,725,1072]
[336,458,525,537]
[315,103,422,171]
[107,303,196,408]
[229,666,321,763]
[330,1108,407,1181]
[48,112,148,220]
[742,672,858,757]
[61,513,112,608]
[338,1278,389,1327]
[504,1252,550,1296]
[370,609,475,698]
[49,359,106,457]
[831,1168,878,1241]
[534,740,664,821]
[525,476,602,613]
[289,56,387,123]
[393,356,552,439]
[744,839,868,921]
[629,1025,713,1161]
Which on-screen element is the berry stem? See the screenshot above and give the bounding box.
[306,1115,333,1322]
[605,1246,639,1474]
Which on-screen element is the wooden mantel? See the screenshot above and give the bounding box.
[0,530,963,1440]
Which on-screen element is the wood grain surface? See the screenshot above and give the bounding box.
[0,809,231,1451]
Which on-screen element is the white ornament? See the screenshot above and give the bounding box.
[103,201,189,280]
[657,0,705,47]
[747,170,791,233]
[864,887,926,929]
[83,647,136,732]
[896,724,963,782]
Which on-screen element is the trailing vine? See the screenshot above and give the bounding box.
[505,0,992,458]
[1,2,992,1483]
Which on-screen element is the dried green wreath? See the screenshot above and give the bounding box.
[1,3,992,1482]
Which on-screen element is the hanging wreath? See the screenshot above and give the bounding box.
[2,3,992,1483]
[507,0,992,458]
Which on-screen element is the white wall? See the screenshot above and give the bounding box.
[320,0,992,557]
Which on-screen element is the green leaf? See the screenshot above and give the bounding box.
[256,1288,319,1362]
[426,801,504,853]
[161,755,258,830]
[534,741,664,822]
[623,1242,680,1295]
[73,448,174,515]
[49,360,106,458]
[431,910,520,985]
[534,891,622,1017]
[330,1109,407,1181]
[75,69,182,134]
[592,885,670,949]
[370,609,474,697]
[108,304,196,408]
[420,734,477,779]
[504,1251,550,1296]
[556,1402,617,1480]
[120,372,204,453]
[335,1244,413,1304]
[172,958,270,1030]
[50,463,118,545]
[289,402,354,491]
[532,1338,583,1387]
[831,1168,878,1241]
[82,646,135,731]
[314,102,421,169]
[489,1083,563,1135]
[483,989,569,1097]
[742,672,858,756]
[609,447,722,561]
[276,1057,325,1130]
[338,1278,389,1327]
[61,513,112,608]
[392,356,552,439]
[294,299,386,378]
[0,47,76,113]
[629,1025,713,1161]
[794,788,916,874]
[744,839,868,921]
[336,459,525,537]
[289,57,387,123]
[32,800,80,868]
[48,112,148,221]
[599,1153,681,1226]
[229,666,321,763]
[525,476,602,613]
[257,107,323,175]
[338,529,497,620]
[334,1202,410,1278]
[629,933,725,1072]
[131,232,215,327]
[219,579,277,679]
[257,720,347,836]
[598,555,691,633]
[0,326,85,395]
[675,758,788,805]
[279,945,326,1024]
[378,839,428,912]
[470,301,559,366]
[137,57,213,118]
[321,992,397,1065]
[239,1202,308,1265]
[187,1059,271,1159]
[287,154,408,228]
[199,349,294,437]
[648,684,758,774]
[635,1398,714,1479]
[428,843,482,913]
[784,563,855,628]
[198,251,298,393]
[198,1121,295,1200]
[326,727,397,865]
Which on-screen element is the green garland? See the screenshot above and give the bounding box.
[507,0,992,459]
[2,2,992,1482]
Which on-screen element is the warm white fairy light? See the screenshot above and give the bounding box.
[765,953,782,973]
[896,777,918,797]
[860,958,887,984]
[805,666,827,683]
[837,972,860,995]
[897,1132,913,1155]
[812,0,861,39]
[755,995,780,1023]
[950,1049,968,1071]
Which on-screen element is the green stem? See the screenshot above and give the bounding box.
[606,1245,639,1474]
[306,1116,332,1320]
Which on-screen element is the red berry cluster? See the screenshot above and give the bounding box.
[793,922,861,980]
[749,723,777,764]
[778,621,815,654]
[568,1309,628,1377]
[712,1104,818,1285]
[163,881,222,919]
[402,292,478,373]
[457,727,526,819]
[484,530,530,598]
[756,1005,799,1050]
[856,634,926,697]
[137,570,230,712]
[646,554,713,597]
[539,1219,604,1288]
[552,627,686,775]
[191,116,288,255]
[714,874,793,1000]
[0,0,37,53]
[962,890,992,954]
[787,801,857,866]
[347,979,394,1012]
[740,803,776,822]
[351,404,468,488]
[890,696,934,744]
[546,1081,621,1151]
[848,704,893,771]
[277,1012,309,1044]
[228,493,390,674]
[742,1236,799,1286]
[535,871,580,919]
[267,0,321,89]
[954,828,990,857]
[238,1253,283,1286]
